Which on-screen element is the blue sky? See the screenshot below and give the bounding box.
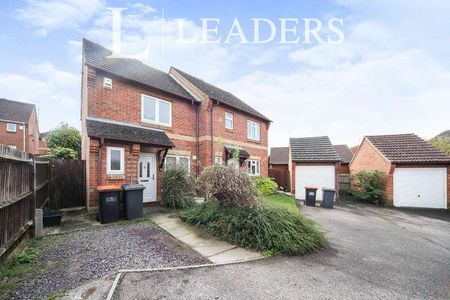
[0,0,449,147]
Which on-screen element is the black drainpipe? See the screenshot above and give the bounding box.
[98,137,104,186]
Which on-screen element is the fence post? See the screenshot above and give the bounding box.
[29,156,37,237]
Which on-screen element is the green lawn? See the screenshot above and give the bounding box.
[263,193,298,214]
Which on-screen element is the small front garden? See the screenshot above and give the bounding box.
[162,164,326,256]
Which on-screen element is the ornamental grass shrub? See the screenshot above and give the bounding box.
[180,200,326,255]
[254,177,278,195]
[350,170,386,205]
[162,166,196,209]
[196,165,260,208]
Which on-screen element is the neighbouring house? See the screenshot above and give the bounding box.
[333,144,353,174]
[80,39,271,212]
[350,145,358,154]
[289,136,340,201]
[39,131,51,155]
[0,98,40,154]
[350,133,450,209]
[269,147,290,190]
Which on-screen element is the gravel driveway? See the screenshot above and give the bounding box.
[114,199,450,299]
[11,221,208,299]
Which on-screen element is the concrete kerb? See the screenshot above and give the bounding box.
[107,257,265,299]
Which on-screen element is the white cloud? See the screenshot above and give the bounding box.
[17,0,103,36]
[83,10,236,81]
[221,48,450,147]
[0,63,80,131]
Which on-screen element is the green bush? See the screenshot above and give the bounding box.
[197,165,259,208]
[180,200,325,255]
[46,123,81,158]
[162,166,196,209]
[350,170,386,205]
[48,146,78,159]
[254,177,278,195]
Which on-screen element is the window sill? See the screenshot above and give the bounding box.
[141,121,172,131]
[247,139,261,144]
[225,128,234,133]
[106,174,125,180]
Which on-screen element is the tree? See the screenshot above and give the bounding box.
[46,123,81,159]
[430,138,450,155]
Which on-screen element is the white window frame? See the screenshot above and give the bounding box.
[106,147,125,175]
[6,123,17,132]
[247,120,260,141]
[225,112,233,130]
[7,145,17,150]
[103,77,112,89]
[141,94,172,127]
[164,155,190,173]
[247,159,260,176]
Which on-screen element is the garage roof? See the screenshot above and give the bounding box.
[333,144,354,164]
[290,136,340,162]
[269,147,289,164]
[366,133,450,163]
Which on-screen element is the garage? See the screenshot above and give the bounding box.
[295,165,335,200]
[350,133,450,208]
[289,136,340,200]
[393,168,447,209]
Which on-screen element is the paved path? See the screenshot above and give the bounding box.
[148,210,263,263]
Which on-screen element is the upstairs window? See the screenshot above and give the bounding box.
[225,112,233,130]
[141,94,172,126]
[107,147,124,175]
[6,123,16,132]
[247,120,260,141]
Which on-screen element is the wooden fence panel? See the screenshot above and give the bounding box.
[49,159,86,208]
[0,145,51,259]
[269,169,290,191]
[339,174,351,191]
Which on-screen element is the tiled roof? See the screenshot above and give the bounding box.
[269,147,289,164]
[366,133,450,163]
[86,117,174,147]
[82,39,195,101]
[290,136,340,162]
[333,144,353,164]
[172,67,271,122]
[0,98,35,123]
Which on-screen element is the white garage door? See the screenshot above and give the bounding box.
[393,168,447,209]
[295,165,335,200]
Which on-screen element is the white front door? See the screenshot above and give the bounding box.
[393,168,447,209]
[295,165,335,201]
[139,153,157,203]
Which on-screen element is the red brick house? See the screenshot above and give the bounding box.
[289,136,340,201]
[0,98,40,154]
[350,134,450,208]
[80,39,271,212]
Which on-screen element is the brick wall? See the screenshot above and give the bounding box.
[338,163,350,174]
